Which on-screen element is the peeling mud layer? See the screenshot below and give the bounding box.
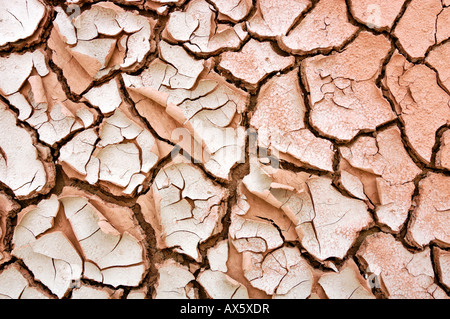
[0,0,449,300]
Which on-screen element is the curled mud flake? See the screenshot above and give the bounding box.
[243,161,372,262]
[54,7,77,46]
[71,285,123,299]
[207,239,229,272]
[433,247,450,291]
[96,143,142,188]
[150,156,228,262]
[279,0,358,55]
[0,0,48,48]
[60,186,146,243]
[338,157,381,208]
[209,0,252,23]
[229,213,284,254]
[164,11,199,42]
[242,246,314,298]
[197,269,249,299]
[234,181,299,245]
[0,263,50,299]
[70,39,118,78]
[82,78,123,114]
[159,41,206,90]
[340,126,422,232]
[13,230,83,299]
[356,232,448,299]
[318,260,375,299]
[301,31,395,142]
[426,42,450,92]
[219,39,295,89]
[59,87,172,196]
[13,194,60,248]
[338,170,367,201]
[127,286,148,299]
[247,0,311,39]
[229,181,299,255]
[0,192,19,264]
[251,69,335,172]
[12,190,147,297]
[393,0,448,60]
[153,260,196,299]
[163,0,247,56]
[48,28,92,95]
[223,237,271,299]
[383,51,450,164]
[0,52,34,96]
[58,128,98,178]
[48,2,156,95]
[0,101,55,199]
[2,50,98,147]
[299,176,372,261]
[124,67,249,180]
[436,6,450,44]
[348,0,406,31]
[436,130,450,170]
[405,173,450,248]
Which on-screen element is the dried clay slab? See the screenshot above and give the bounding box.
[279,0,358,55]
[0,193,20,265]
[393,0,450,60]
[241,160,373,262]
[356,232,448,299]
[137,155,229,262]
[49,2,156,95]
[301,31,395,142]
[340,126,422,232]
[247,0,311,39]
[383,51,450,164]
[123,62,249,180]
[250,68,335,172]
[219,38,295,90]
[59,77,173,197]
[0,0,50,49]
[348,0,407,31]
[11,188,147,298]
[0,100,55,199]
[0,50,98,147]
[0,263,50,299]
[162,0,248,56]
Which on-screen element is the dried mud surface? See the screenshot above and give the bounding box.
[0,0,449,299]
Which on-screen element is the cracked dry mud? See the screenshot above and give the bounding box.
[0,0,449,300]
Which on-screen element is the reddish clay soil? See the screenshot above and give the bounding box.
[0,0,449,299]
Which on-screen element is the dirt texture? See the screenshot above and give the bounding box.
[0,0,449,299]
